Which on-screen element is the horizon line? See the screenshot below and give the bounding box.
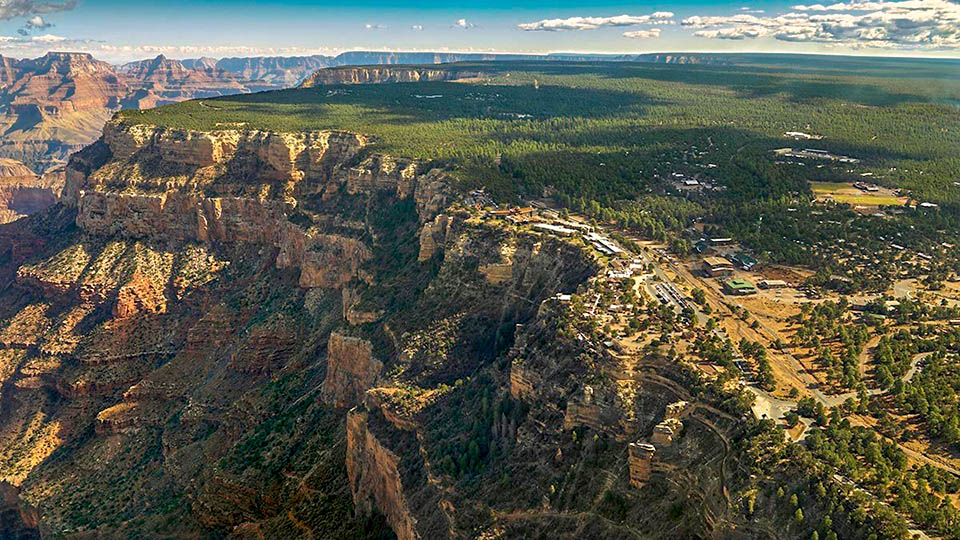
[12,48,960,64]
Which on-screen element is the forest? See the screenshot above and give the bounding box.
[124,58,960,291]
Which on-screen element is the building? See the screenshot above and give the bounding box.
[758,279,788,289]
[628,443,656,487]
[710,237,733,246]
[586,232,624,257]
[532,223,577,236]
[731,253,758,271]
[723,278,757,296]
[702,256,734,277]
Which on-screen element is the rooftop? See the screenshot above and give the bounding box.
[703,256,733,268]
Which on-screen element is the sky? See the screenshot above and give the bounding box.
[0,0,958,62]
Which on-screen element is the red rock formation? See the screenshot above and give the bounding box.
[118,55,247,106]
[322,332,382,407]
[0,481,40,540]
[0,159,60,223]
[628,443,655,488]
[346,410,419,540]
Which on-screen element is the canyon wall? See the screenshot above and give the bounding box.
[61,120,455,290]
[300,67,482,87]
[0,160,61,224]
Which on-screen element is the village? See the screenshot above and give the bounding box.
[466,188,960,537]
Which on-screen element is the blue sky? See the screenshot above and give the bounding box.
[0,0,958,62]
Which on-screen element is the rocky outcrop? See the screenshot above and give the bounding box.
[0,481,40,540]
[417,214,450,262]
[300,66,481,87]
[195,55,334,89]
[0,159,62,223]
[322,332,382,407]
[627,443,655,488]
[118,55,248,106]
[509,361,539,400]
[342,287,383,325]
[95,120,367,181]
[346,410,419,540]
[113,270,168,318]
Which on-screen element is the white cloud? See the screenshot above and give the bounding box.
[363,23,387,30]
[682,0,960,48]
[622,28,662,39]
[0,0,75,20]
[25,15,50,28]
[517,12,674,31]
[454,18,475,29]
[29,33,65,42]
[411,24,424,31]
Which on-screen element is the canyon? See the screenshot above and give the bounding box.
[0,115,788,539]
[0,54,927,540]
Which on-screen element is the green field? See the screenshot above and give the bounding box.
[124,58,960,291]
[809,182,906,206]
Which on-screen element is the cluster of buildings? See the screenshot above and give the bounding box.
[774,147,860,164]
[693,236,733,255]
[699,250,789,296]
[669,172,720,192]
[465,189,495,208]
[586,232,624,256]
[489,205,538,225]
[485,204,631,259]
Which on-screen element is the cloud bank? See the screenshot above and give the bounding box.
[682,0,960,48]
[622,28,663,39]
[517,12,673,32]
[0,0,75,20]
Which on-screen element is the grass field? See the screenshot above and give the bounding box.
[810,181,907,206]
[825,194,907,206]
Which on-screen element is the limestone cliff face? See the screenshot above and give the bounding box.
[300,67,481,87]
[0,160,62,223]
[61,120,456,289]
[322,332,383,408]
[346,410,419,540]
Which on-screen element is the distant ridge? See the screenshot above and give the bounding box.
[183,51,733,87]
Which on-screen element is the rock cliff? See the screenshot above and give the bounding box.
[300,66,481,87]
[0,159,61,223]
[322,332,383,407]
